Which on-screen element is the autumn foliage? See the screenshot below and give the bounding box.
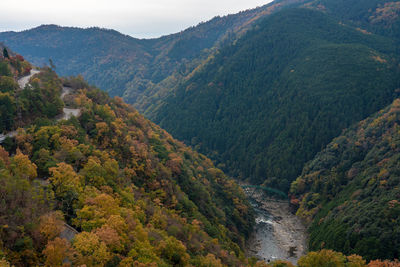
[0,61,254,266]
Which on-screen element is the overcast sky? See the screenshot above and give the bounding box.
[1,0,272,38]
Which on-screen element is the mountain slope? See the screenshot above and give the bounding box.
[1,0,399,113]
[304,0,400,39]
[0,0,307,108]
[0,55,254,266]
[151,8,400,191]
[291,98,400,260]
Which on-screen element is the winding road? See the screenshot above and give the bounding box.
[57,86,80,121]
[1,70,81,143]
[0,69,80,242]
[0,69,40,143]
[17,69,40,89]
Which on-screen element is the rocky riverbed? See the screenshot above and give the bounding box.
[245,188,308,264]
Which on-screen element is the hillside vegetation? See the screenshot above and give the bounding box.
[2,1,399,193]
[2,0,400,264]
[151,8,400,191]
[291,98,400,261]
[0,55,255,266]
[0,0,305,107]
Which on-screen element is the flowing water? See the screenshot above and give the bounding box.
[245,189,307,264]
[247,198,288,263]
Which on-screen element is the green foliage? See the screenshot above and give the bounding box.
[0,59,254,266]
[3,48,9,59]
[152,8,400,191]
[298,249,366,267]
[19,68,63,119]
[0,0,300,107]
[291,99,400,260]
[0,58,59,132]
[0,76,18,93]
[0,61,11,76]
[308,0,400,40]
[0,150,54,265]
[0,92,15,132]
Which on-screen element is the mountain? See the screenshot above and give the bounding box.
[0,54,254,266]
[1,0,399,113]
[151,7,400,191]
[2,0,400,260]
[303,0,400,40]
[291,98,400,260]
[2,0,399,193]
[0,0,306,109]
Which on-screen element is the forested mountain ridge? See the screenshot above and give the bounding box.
[3,1,399,193]
[151,7,400,191]
[303,0,400,39]
[1,51,400,267]
[0,0,306,109]
[1,0,399,114]
[0,54,255,266]
[291,97,400,261]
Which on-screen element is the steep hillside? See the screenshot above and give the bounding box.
[304,0,400,39]
[151,8,400,191]
[0,25,154,97]
[1,0,399,114]
[0,55,254,266]
[291,98,400,261]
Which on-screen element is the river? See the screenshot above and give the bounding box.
[245,188,308,265]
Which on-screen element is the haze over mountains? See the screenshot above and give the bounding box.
[0,0,307,102]
[1,0,400,264]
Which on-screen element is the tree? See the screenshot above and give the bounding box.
[94,224,123,252]
[0,76,18,93]
[72,232,111,267]
[0,257,11,267]
[10,150,37,180]
[368,260,400,267]
[3,48,9,59]
[49,163,82,217]
[298,250,366,267]
[49,58,56,70]
[42,237,72,267]
[39,211,64,241]
[74,193,120,232]
[0,92,15,132]
[157,236,190,266]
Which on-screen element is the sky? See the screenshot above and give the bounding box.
[1,0,272,38]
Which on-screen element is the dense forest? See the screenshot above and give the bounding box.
[1,0,399,114]
[152,8,400,191]
[291,98,400,260]
[2,0,400,265]
[2,0,399,194]
[0,0,304,106]
[2,48,400,267]
[0,48,64,133]
[0,54,256,266]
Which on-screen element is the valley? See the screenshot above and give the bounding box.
[1,0,400,266]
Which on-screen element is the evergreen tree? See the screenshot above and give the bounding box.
[3,48,9,59]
